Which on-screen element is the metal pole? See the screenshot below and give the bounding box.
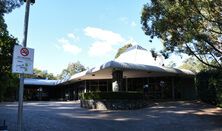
[23,0,31,47]
[18,0,31,131]
[18,75,24,131]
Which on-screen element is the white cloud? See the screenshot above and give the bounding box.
[84,27,125,57]
[57,38,81,55]
[131,21,137,27]
[88,42,113,57]
[67,33,79,41]
[84,27,125,44]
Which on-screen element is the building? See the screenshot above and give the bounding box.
[24,45,196,101]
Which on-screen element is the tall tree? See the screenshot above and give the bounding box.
[141,0,222,69]
[59,61,86,80]
[115,43,132,58]
[179,57,208,73]
[0,0,23,101]
[25,68,57,80]
[0,0,23,14]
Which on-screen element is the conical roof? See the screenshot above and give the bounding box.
[115,45,163,66]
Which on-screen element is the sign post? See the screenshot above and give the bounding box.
[12,0,34,131]
[14,44,34,131]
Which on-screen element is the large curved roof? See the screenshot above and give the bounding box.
[64,60,194,84]
[24,45,195,86]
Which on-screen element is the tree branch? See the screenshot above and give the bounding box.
[209,51,222,68]
[191,0,222,26]
[197,34,222,54]
[185,43,221,69]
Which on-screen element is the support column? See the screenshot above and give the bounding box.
[172,77,175,100]
[125,77,128,92]
[98,80,100,92]
[106,80,109,92]
[112,70,123,92]
[84,80,87,93]
[194,76,197,98]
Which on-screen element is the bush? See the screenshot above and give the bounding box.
[80,92,144,100]
[197,69,222,107]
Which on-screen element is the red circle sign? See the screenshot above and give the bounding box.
[20,48,29,56]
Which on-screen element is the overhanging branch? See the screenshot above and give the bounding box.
[209,51,222,68]
[185,43,222,69]
[197,34,222,54]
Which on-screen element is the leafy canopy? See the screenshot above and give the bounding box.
[141,0,222,69]
[0,0,23,101]
[59,61,86,80]
[25,68,57,80]
[115,43,132,58]
[179,57,208,73]
[0,0,23,15]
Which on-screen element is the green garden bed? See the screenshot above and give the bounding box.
[80,92,144,100]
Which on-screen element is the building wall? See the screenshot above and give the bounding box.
[80,76,196,100]
[24,76,196,101]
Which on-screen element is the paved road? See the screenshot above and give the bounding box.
[0,101,221,131]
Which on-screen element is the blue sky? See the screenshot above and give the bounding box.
[5,0,186,75]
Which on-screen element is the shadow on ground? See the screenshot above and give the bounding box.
[0,101,221,131]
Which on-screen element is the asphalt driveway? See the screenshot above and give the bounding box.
[0,101,221,131]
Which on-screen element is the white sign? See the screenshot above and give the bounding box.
[12,45,34,74]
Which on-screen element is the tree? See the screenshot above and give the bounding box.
[0,31,18,100]
[0,0,23,14]
[179,57,208,73]
[150,48,158,60]
[25,68,57,80]
[0,0,23,101]
[166,61,176,68]
[59,61,86,80]
[115,43,132,58]
[141,0,222,69]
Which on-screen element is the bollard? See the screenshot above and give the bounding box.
[0,120,8,131]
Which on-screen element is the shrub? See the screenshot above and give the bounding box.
[197,69,222,107]
[80,92,144,100]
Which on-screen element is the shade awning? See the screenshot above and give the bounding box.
[24,78,58,86]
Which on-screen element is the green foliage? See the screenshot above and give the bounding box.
[179,57,208,73]
[0,73,19,101]
[25,68,57,80]
[0,0,23,101]
[115,43,132,58]
[150,49,158,60]
[80,92,144,100]
[0,20,19,101]
[141,0,222,69]
[0,0,23,15]
[166,60,176,68]
[59,61,86,79]
[197,69,222,107]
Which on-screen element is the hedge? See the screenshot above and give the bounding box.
[80,92,144,100]
[197,69,222,107]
